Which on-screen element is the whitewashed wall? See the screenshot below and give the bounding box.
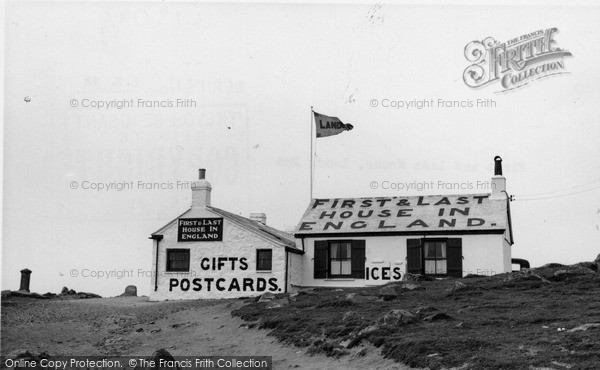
[299,233,510,287]
[150,208,288,301]
[287,251,304,291]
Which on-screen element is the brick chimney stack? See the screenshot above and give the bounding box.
[191,169,212,208]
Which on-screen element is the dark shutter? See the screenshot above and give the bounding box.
[351,240,366,279]
[446,238,463,278]
[314,241,328,279]
[406,239,422,274]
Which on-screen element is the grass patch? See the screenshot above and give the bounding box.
[232,264,600,369]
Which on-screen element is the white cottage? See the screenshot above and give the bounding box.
[149,170,303,301]
[293,157,514,287]
[150,157,514,299]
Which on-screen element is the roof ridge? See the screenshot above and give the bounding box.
[208,206,297,249]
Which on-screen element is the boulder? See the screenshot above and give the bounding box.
[358,325,378,336]
[446,281,469,293]
[354,348,368,357]
[378,309,416,326]
[339,339,353,348]
[121,285,138,297]
[575,261,598,272]
[298,288,316,295]
[503,270,549,284]
[402,273,433,282]
[457,305,477,314]
[266,297,289,309]
[422,312,452,322]
[332,348,349,357]
[342,311,357,321]
[451,281,468,292]
[549,265,595,281]
[135,349,179,370]
[79,292,102,299]
[415,306,439,317]
[402,283,425,291]
[257,292,276,302]
[352,294,379,303]
[378,285,399,301]
[5,349,51,361]
[6,349,33,358]
[6,291,47,299]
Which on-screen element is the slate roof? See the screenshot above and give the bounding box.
[208,206,299,251]
[295,194,513,242]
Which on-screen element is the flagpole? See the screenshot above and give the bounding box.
[310,106,314,200]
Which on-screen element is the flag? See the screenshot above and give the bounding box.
[314,111,354,138]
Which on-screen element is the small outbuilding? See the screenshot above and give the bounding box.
[293,156,514,287]
[149,170,303,301]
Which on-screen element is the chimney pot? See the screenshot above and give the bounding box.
[199,169,206,180]
[494,156,503,176]
[250,213,267,225]
[491,156,506,199]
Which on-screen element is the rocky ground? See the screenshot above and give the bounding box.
[233,260,600,370]
[1,296,404,369]
[2,259,600,370]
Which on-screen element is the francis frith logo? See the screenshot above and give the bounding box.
[463,28,572,92]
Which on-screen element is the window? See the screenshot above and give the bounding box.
[424,241,447,275]
[313,240,365,279]
[406,238,463,278]
[256,249,272,271]
[329,241,352,277]
[167,249,190,272]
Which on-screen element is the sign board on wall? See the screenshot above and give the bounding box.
[178,218,223,242]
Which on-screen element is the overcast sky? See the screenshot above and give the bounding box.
[3,1,600,297]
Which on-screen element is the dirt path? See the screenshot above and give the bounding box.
[1,297,410,370]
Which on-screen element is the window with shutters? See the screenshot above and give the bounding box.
[406,238,462,278]
[313,240,365,279]
[166,249,190,272]
[256,249,272,271]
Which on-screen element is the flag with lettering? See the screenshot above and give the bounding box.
[314,111,354,138]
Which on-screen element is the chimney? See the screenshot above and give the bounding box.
[191,168,212,208]
[250,212,267,225]
[491,156,506,199]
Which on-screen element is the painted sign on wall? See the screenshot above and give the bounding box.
[167,256,281,293]
[365,265,403,281]
[296,195,507,234]
[178,218,223,242]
